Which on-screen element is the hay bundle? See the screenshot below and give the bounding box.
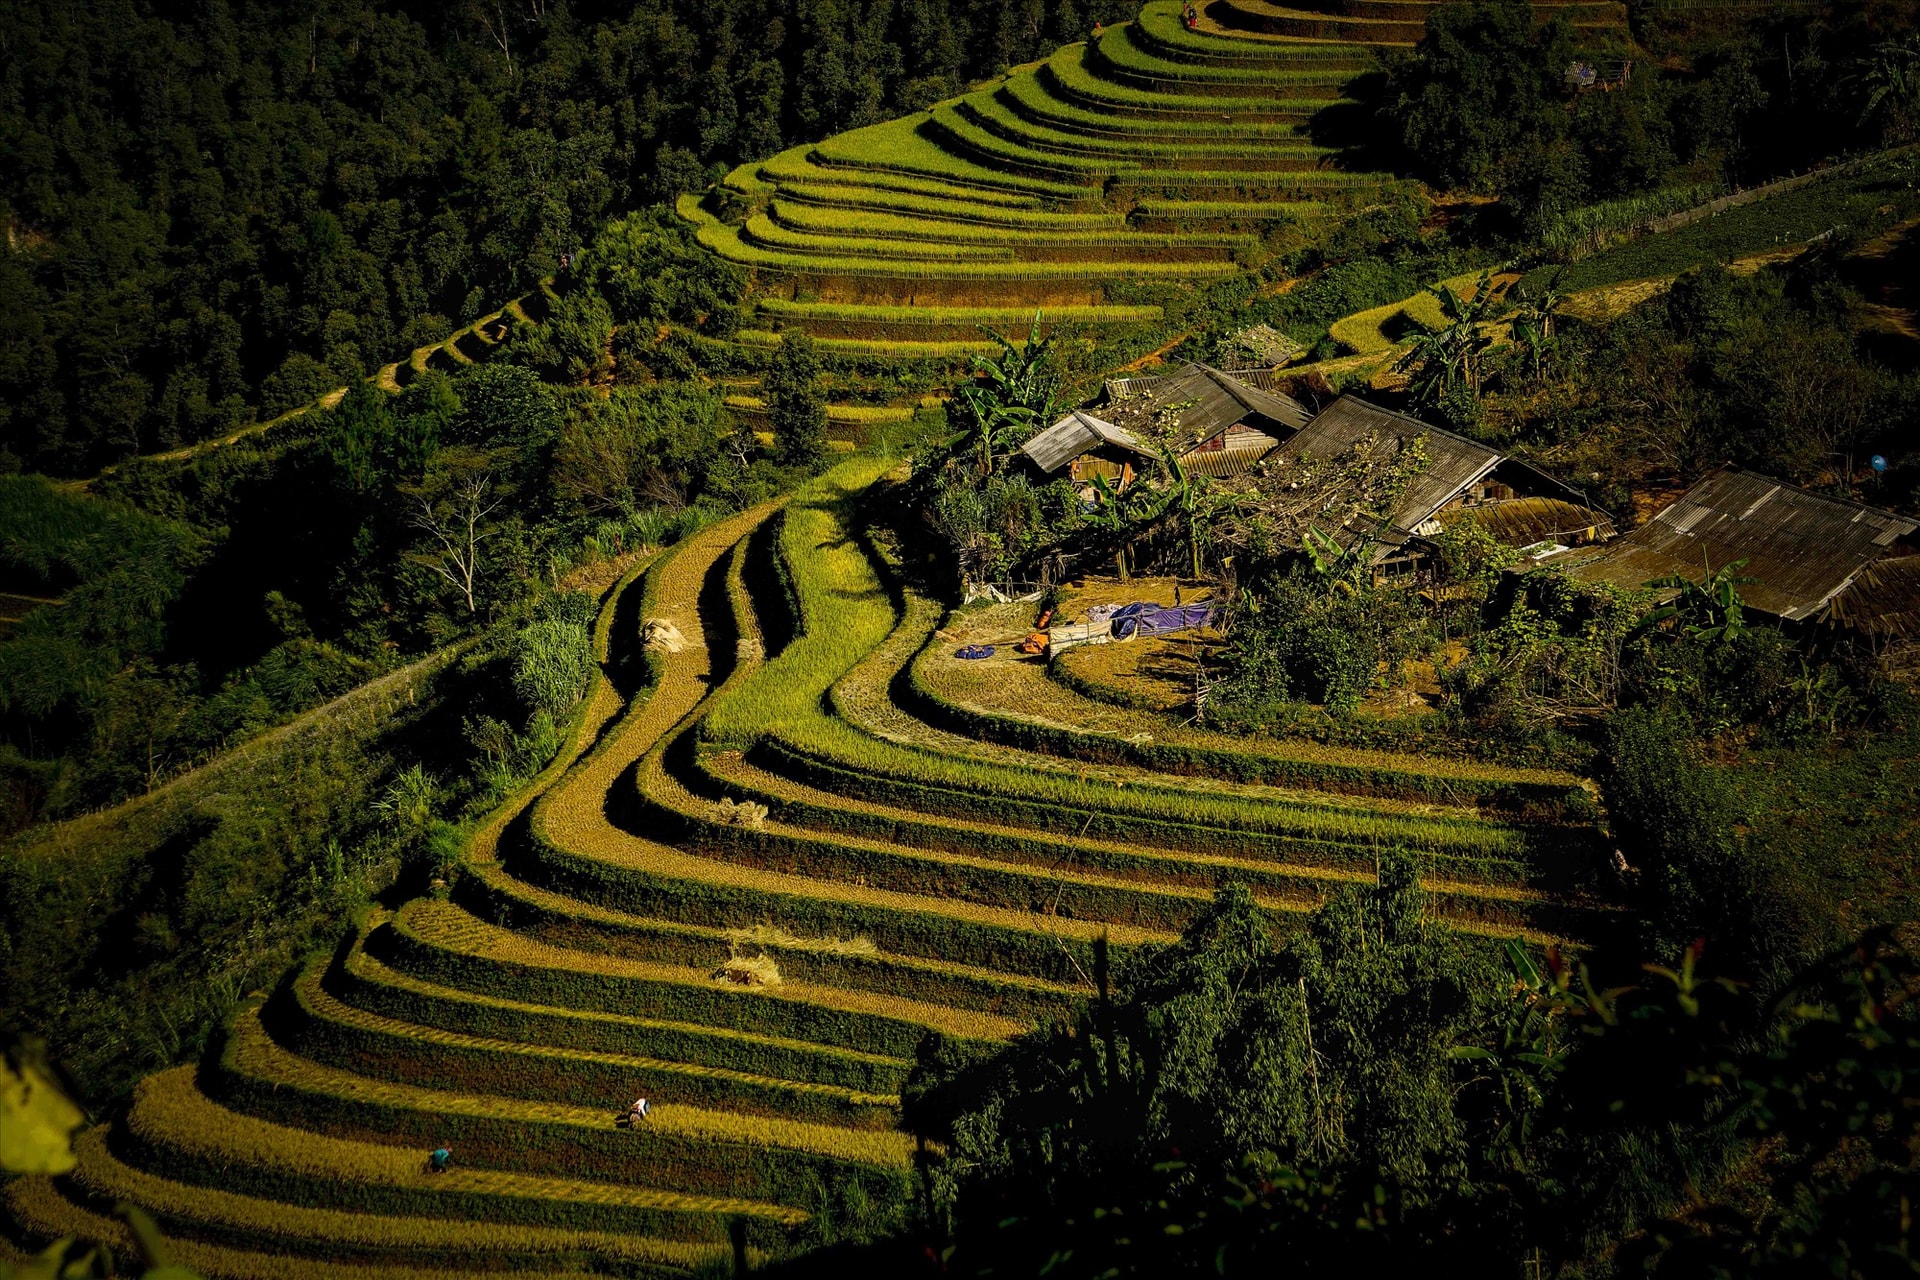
[642,619,687,653]
[713,954,782,986]
[712,797,769,829]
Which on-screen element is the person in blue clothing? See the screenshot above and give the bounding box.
[428,1146,452,1173]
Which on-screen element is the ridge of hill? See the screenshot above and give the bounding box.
[65,288,555,493]
[4,456,1621,1275]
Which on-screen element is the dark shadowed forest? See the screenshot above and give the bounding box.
[0,0,1138,475]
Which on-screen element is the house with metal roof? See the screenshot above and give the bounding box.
[1018,409,1157,488]
[1099,363,1312,479]
[1269,395,1615,567]
[1552,468,1919,624]
[1022,380,1613,572]
[1101,365,1291,400]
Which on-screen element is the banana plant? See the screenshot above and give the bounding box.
[1853,34,1920,134]
[1089,471,1172,579]
[972,308,1060,417]
[953,388,1036,478]
[1507,268,1565,383]
[955,309,1060,477]
[1395,272,1499,406]
[1510,266,1565,339]
[1301,525,1347,579]
[1636,554,1757,644]
[1156,443,1211,580]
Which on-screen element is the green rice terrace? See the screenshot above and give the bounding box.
[683,0,1627,361]
[4,456,1625,1275]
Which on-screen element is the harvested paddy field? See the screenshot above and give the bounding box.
[6,457,1626,1274]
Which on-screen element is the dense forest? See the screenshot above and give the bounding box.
[0,0,1138,476]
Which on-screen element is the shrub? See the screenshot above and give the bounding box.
[576,206,746,337]
[1379,2,1577,193]
[258,353,338,418]
[510,615,594,723]
[447,363,562,456]
[1603,706,1831,986]
[766,333,828,471]
[1211,575,1429,718]
[497,288,613,385]
[550,382,726,517]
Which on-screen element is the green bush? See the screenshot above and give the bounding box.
[496,288,614,384]
[1604,706,1833,985]
[575,206,747,338]
[766,333,829,471]
[446,362,563,460]
[510,614,595,723]
[258,353,339,418]
[1211,586,1395,717]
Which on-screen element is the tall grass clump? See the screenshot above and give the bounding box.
[510,594,598,721]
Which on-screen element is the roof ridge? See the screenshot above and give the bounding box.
[1336,393,1499,459]
[1710,465,1917,529]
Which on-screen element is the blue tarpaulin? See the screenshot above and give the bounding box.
[1088,601,1219,641]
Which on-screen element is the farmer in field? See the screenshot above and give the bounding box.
[627,1097,651,1127]
[428,1145,452,1174]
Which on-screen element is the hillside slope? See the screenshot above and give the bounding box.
[4,458,1621,1275]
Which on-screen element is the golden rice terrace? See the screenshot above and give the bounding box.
[4,455,1625,1275]
[3,3,1639,1272]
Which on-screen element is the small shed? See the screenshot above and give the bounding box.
[1102,363,1311,479]
[1019,410,1156,487]
[1555,468,1919,623]
[1827,556,1920,639]
[1268,395,1613,566]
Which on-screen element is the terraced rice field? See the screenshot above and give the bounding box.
[687,0,1625,363]
[5,455,1625,1274]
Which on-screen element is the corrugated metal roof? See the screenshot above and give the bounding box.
[1183,445,1276,479]
[1105,366,1287,398]
[1103,363,1311,453]
[1020,410,1150,475]
[1271,395,1501,541]
[1557,469,1919,621]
